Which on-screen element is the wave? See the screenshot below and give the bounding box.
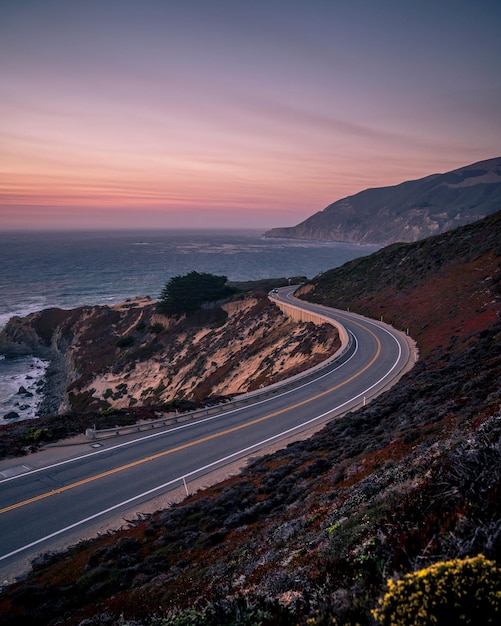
[0,356,49,424]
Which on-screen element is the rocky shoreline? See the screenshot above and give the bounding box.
[0,309,69,420]
[0,344,68,420]
[0,294,339,418]
[2,366,46,421]
[36,350,67,416]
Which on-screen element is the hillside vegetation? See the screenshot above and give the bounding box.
[0,291,338,419]
[0,213,500,625]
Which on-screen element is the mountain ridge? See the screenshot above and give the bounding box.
[265,156,501,245]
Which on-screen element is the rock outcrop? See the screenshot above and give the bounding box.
[264,156,501,245]
[0,294,339,415]
[3,210,500,626]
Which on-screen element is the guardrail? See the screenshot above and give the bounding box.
[270,291,350,348]
[85,290,351,440]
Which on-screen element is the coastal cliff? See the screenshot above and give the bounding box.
[264,156,501,245]
[0,293,338,415]
[1,212,500,625]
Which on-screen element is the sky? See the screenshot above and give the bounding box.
[1,0,500,231]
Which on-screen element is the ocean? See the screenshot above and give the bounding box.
[0,229,379,423]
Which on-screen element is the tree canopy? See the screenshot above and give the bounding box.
[156,271,237,315]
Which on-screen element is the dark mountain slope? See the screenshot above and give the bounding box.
[265,156,501,245]
[300,209,501,357]
[1,213,500,625]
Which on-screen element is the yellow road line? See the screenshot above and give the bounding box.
[1,321,381,515]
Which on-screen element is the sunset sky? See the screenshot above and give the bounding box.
[1,0,500,230]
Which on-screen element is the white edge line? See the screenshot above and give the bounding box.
[1,331,404,564]
[0,331,359,484]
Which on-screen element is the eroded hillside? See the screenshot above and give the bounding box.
[0,293,339,415]
[0,214,499,625]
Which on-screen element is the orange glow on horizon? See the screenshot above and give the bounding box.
[1,1,500,230]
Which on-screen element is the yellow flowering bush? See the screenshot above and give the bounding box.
[372,554,501,625]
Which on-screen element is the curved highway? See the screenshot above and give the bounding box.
[0,287,415,582]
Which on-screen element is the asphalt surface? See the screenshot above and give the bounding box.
[0,288,416,585]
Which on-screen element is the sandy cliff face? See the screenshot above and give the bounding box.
[0,295,339,414]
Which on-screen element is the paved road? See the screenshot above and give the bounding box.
[0,288,415,584]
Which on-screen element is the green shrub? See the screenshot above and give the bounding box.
[158,601,270,625]
[372,554,501,625]
[157,271,238,315]
[26,426,50,444]
[149,322,164,334]
[116,335,135,348]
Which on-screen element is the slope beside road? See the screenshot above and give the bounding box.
[0,288,416,585]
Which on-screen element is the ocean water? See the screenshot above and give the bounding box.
[0,229,379,423]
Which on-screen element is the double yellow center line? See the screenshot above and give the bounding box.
[1,323,381,515]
